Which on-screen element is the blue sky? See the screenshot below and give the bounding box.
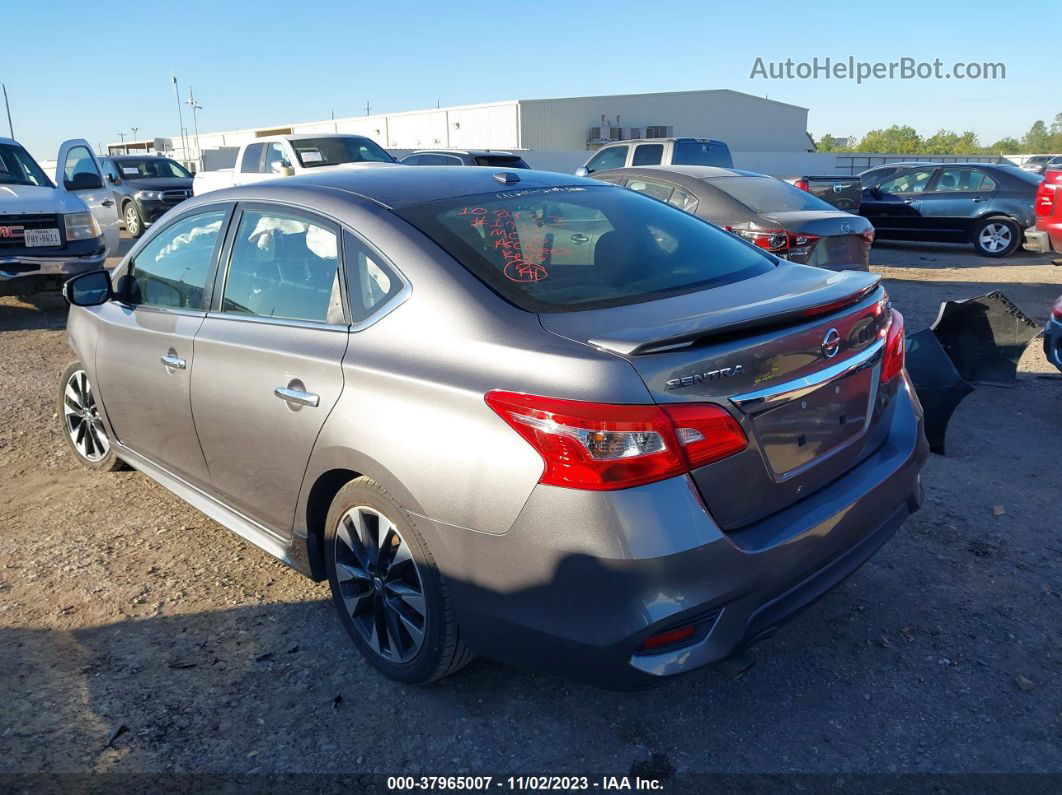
[4,0,1055,159]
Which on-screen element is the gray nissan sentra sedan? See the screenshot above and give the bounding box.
[59,167,928,689]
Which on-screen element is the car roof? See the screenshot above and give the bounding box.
[263,166,600,209]
[604,137,726,145]
[408,149,519,157]
[107,154,172,160]
[595,165,762,179]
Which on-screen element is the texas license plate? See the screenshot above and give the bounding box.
[25,228,61,247]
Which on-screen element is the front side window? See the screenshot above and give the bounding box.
[222,209,343,324]
[632,144,663,166]
[0,143,52,187]
[291,137,393,168]
[63,145,101,186]
[584,146,628,173]
[264,143,290,173]
[127,210,227,309]
[877,169,934,194]
[396,184,774,312]
[240,144,265,173]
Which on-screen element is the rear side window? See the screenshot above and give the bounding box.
[343,230,404,323]
[396,185,774,312]
[241,144,265,173]
[627,178,674,202]
[708,176,835,213]
[127,210,227,309]
[632,144,663,166]
[672,141,733,167]
[417,153,463,165]
[221,209,344,324]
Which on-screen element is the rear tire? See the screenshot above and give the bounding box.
[123,202,144,238]
[972,216,1020,257]
[57,361,125,471]
[324,477,474,684]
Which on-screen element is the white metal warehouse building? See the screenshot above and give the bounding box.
[109,89,814,173]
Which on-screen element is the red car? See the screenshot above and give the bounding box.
[1023,168,1062,255]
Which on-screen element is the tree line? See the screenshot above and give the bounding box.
[816,113,1062,155]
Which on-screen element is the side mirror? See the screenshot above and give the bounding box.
[107,173,120,185]
[63,270,113,307]
[64,172,104,191]
[868,186,882,199]
[574,166,589,177]
[271,161,295,177]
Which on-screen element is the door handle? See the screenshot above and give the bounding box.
[569,233,590,244]
[160,353,186,370]
[274,386,320,407]
[902,199,915,204]
[972,196,985,203]
[101,199,115,207]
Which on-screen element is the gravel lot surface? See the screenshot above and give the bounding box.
[1,238,1060,776]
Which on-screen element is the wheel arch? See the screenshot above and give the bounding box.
[294,446,430,581]
[968,213,1021,246]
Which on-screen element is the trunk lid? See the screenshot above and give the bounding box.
[540,265,894,529]
[761,211,873,271]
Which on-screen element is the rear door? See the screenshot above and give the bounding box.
[916,167,997,241]
[94,205,233,486]
[859,167,935,238]
[189,203,348,534]
[56,139,120,256]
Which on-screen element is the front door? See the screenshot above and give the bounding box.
[56,139,120,256]
[860,167,935,239]
[917,167,998,242]
[94,206,232,486]
[190,204,347,534]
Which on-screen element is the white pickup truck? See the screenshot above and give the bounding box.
[193,134,398,195]
[1,138,119,296]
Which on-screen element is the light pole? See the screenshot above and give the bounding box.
[117,132,127,154]
[2,83,12,138]
[171,73,189,168]
[185,87,203,172]
[131,127,139,150]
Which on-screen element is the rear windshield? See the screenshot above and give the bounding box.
[292,137,394,168]
[708,176,835,213]
[474,155,530,169]
[395,185,774,312]
[0,143,53,187]
[671,141,733,168]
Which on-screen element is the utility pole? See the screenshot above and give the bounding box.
[185,87,203,171]
[172,73,189,168]
[365,100,371,116]
[1,83,12,138]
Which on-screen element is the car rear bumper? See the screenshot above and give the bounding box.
[1044,317,1062,372]
[426,374,928,689]
[1023,225,1061,254]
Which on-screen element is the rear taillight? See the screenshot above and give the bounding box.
[1053,296,1062,320]
[1035,182,1057,217]
[793,178,809,192]
[734,227,789,252]
[881,308,906,382]
[485,391,747,491]
[861,226,875,246]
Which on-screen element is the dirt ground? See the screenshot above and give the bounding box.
[1,238,1060,777]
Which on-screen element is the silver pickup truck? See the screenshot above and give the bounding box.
[782,175,862,212]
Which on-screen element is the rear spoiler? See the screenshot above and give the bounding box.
[588,276,882,356]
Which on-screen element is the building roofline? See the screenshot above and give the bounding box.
[516,88,808,112]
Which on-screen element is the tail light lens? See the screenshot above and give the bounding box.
[640,624,698,652]
[1052,295,1062,320]
[793,178,809,192]
[881,308,906,382]
[485,391,747,491]
[1036,182,1057,217]
[861,226,876,246]
[734,227,789,252]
